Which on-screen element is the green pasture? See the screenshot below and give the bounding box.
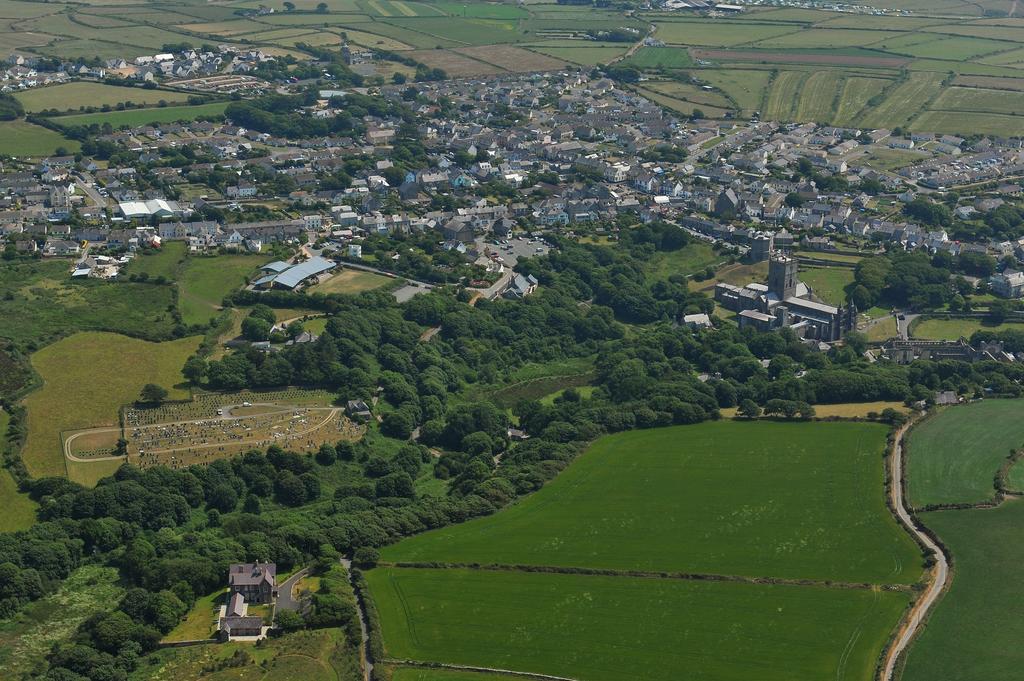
[125,241,188,280]
[0,408,38,533]
[909,317,1017,341]
[380,421,922,584]
[902,499,1024,681]
[643,241,721,283]
[367,567,910,681]
[906,399,1024,508]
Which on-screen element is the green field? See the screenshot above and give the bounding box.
[0,260,179,348]
[50,102,227,129]
[0,120,78,157]
[906,400,1024,508]
[14,82,190,112]
[902,499,1024,681]
[177,255,262,326]
[21,332,200,481]
[643,241,721,283]
[800,266,853,306]
[368,567,910,681]
[623,46,693,69]
[381,421,921,584]
[390,670,522,681]
[125,241,188,280]
[910,317,1018,340]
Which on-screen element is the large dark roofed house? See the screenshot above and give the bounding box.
[228,562,277,604]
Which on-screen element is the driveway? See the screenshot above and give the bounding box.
[275,567,310,612]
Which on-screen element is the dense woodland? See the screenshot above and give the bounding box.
[4,230,1024,680]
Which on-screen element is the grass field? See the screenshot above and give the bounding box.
[381,421,921,584]
[0,120,78,157]
[14,82,190,112]
[125,242,188,280]
[866,316,899,342]
[721,401,908,418]
[642,241,721,283]
[368,567,910,681]
[901,498,1024,681]
[906,400,1024,508]
[163,590,223,642]
[909,317,1018,340]
[49,102,227,129]
[390,670,523,681]
[21,332,200,481]
[177,255,261,326]
[307,268,391,295]
[800,266,852,306]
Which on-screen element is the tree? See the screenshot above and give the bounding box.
[242,316,272,342]
[182,356,207,385]
[139,384,168,404]
[353,546,380,568]
[738,399,760,419]
[276,609,305,632]
[316,1,328,11]
[283,1,295,9]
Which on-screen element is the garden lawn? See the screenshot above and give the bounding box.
[902,498,1024,681]
[177,255,262,326]
[380,421,922,584]
[21,332,201,480]
[367,567,910,681]
[49,102,228,129]
[906,399,1024,507]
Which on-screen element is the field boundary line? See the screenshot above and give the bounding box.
[385,659,580,681]
[382,561,909,592]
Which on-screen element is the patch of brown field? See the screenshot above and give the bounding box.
[406,49,505,76]
[693,48,908,68]
[455,45,568,72]
[953,74,1024,92]
[66,428,121,456]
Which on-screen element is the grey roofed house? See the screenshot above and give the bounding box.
[269,256,337,290]
[347,400,372,421]
[503,273,538,299]
[228,562,276,604]
[218,615,264,639]
[260,260,291,273]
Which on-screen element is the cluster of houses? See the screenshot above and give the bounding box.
[3,46,274,93]
[4,70,1024,309]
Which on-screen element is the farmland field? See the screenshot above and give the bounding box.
[368,567,910,681]
[906,399,1024,508]
[380,421,921,584]
[0,408,37,533]
[14,82,190,112]
[125,241,188,280]
[0,120,78,157]
[642,240,720,282]
[49,102,228,129]
[901,498,1024,681]
[21,332,200,480]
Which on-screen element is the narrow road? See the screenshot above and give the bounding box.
[342,557,373,681]
[897,313,920,340]
[880,418,950,681]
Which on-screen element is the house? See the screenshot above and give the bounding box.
[346,400,372,421]
[503,273,538,299]
[990,269,1024,298]
[227,562,276,604]
[218,592,264,641]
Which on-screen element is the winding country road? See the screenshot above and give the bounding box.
[880,418,950,681]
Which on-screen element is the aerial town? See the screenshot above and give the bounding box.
[3,0,1024,679]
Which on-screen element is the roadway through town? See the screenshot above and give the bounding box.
[880,417,950,681]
